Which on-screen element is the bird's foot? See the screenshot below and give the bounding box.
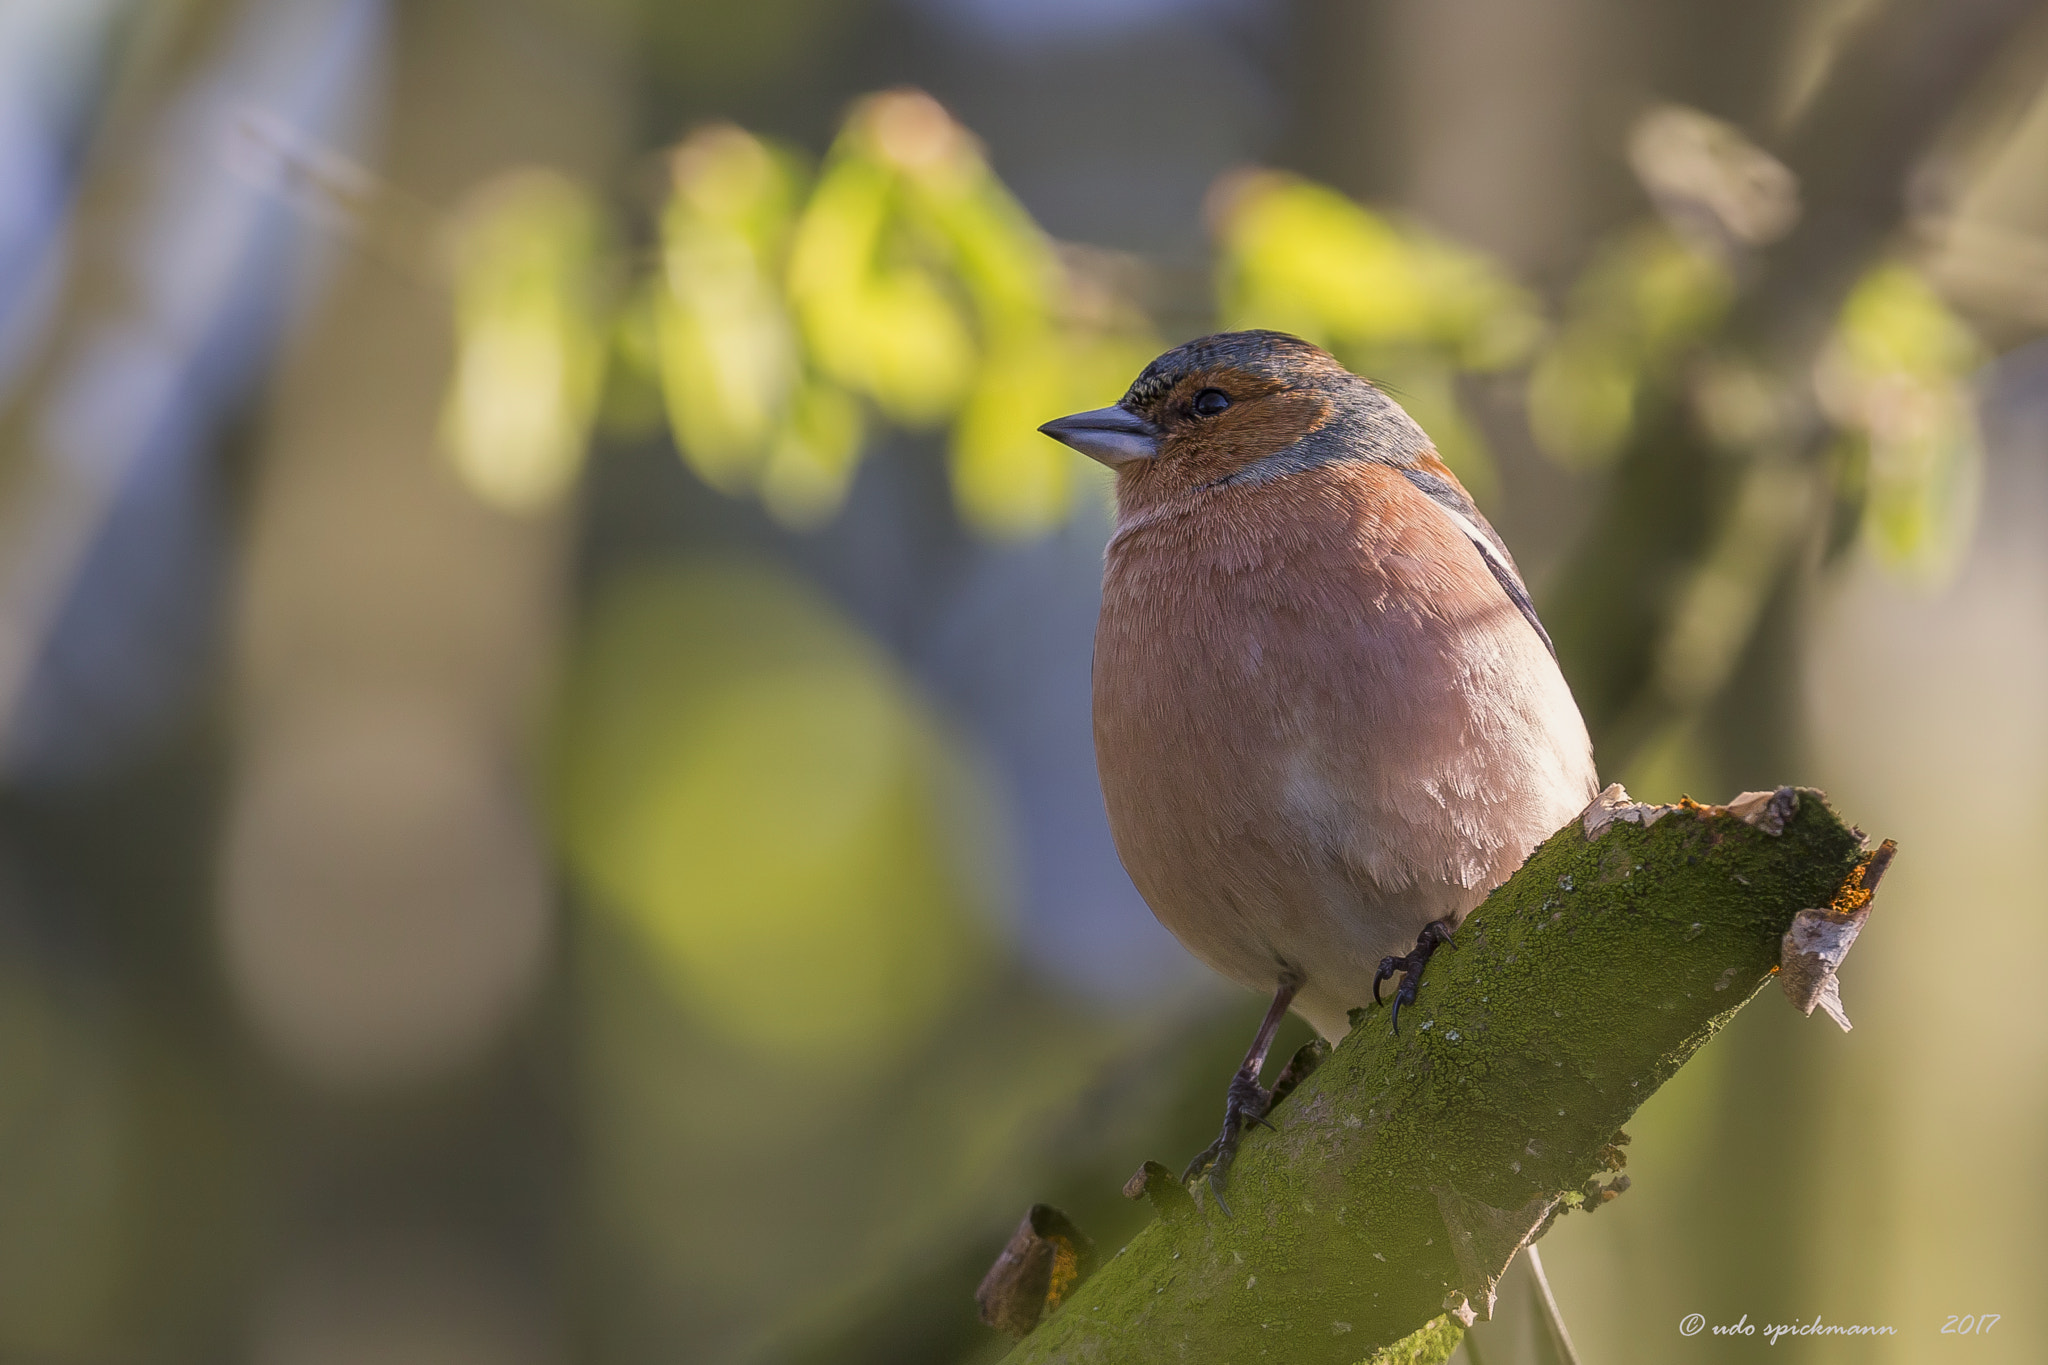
[1372,918,1457,1033]
[1179,974,1305,1214]
[1180,1067,1274,1210]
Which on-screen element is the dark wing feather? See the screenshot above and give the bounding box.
[1399,466,1556,659]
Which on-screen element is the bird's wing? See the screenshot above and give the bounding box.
[1398,458,1555,659]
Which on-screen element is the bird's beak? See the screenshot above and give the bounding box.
[1037,405,1159,467]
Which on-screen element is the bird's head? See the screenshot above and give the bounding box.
[1038,330,1431,507]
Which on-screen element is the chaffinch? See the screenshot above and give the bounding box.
[1040,331,1597,1188]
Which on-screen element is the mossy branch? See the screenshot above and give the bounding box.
[996,786,1878,1364]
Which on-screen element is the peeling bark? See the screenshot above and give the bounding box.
[978,1206,1098,1338]
[1779,837,1893,1031]
[996,787,1882,1364]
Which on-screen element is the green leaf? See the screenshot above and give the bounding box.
[654,125,809,491]
[1814,262,1985,578]
[439,167,611,511]
[1526,223,1730,469]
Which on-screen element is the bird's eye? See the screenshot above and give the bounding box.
[1192,388,1231,417]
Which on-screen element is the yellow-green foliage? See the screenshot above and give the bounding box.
[436,92,1982,581]
[652,125,817,502]
[1526,222,1731,468]
[1816,262,1985,578]
[439,168,611,511]
[1212,170,1545,501]
[663,90,1156,536]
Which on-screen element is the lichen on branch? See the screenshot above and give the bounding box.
[998,786,1877,1364]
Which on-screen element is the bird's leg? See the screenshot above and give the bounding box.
[1373,917,1456,1033]
[1181,974,1302,1202]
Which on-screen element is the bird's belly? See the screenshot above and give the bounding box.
[1092,601,1594,1041]
[1097,710,1478,1036]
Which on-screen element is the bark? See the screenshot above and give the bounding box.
[998,786,1878,1364]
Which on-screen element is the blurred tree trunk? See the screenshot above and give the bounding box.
[1283,0,1636,286]
[1276,0,1402,205]
[222,0,628,1356]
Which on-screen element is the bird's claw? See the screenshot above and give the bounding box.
[1372,956,1399,1005]
[1206,1172,1233,1218]
[1180,1068,1275,1199]
[1374,919,1457,1034]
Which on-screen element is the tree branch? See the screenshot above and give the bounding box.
[997,786,1878,1364]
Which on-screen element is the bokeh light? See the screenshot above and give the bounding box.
[221,699,553,1087]
[553,557,1003,1067]
[440,168,611,513]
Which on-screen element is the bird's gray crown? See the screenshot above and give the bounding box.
[1121,330,1431,480]
[1119,330,1341,413]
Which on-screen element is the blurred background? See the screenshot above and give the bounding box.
[0,0,2044,1361]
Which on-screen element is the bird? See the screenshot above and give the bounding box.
[1039,330,1598,1190]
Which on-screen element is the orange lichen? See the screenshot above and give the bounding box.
[1829,838,1898,915]
[1047,1239,1082,1311]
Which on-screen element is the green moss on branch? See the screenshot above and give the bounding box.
[1002,787,1871,1364]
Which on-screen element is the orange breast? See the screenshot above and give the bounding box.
[1092,461,1595,1037]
